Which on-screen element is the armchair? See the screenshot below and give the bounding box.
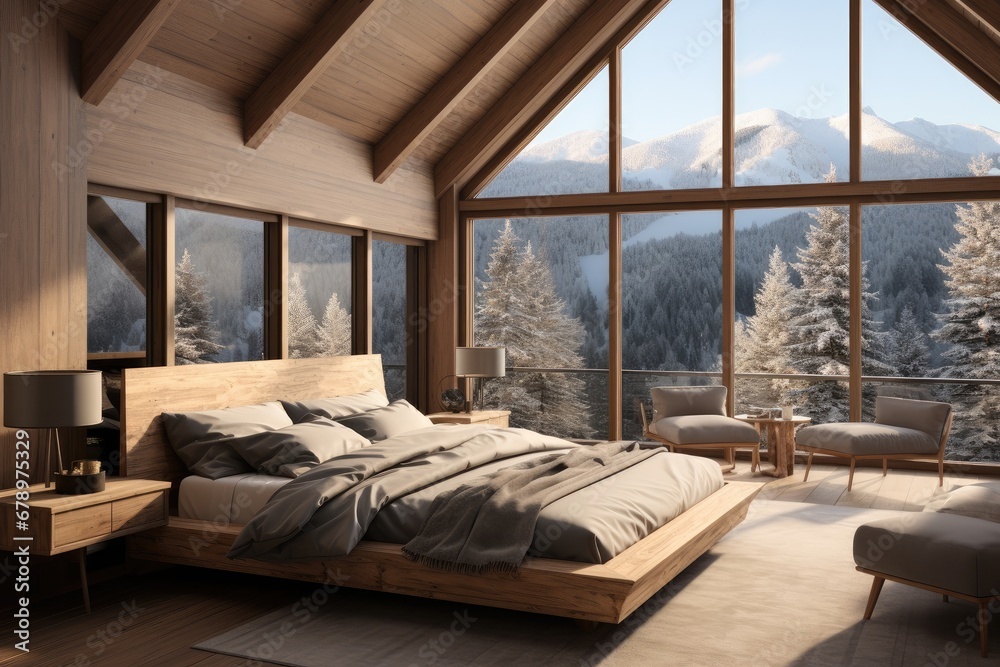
[796,396,953,491]
[640,386,761,473]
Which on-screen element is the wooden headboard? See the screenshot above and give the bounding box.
[120,355,385,483]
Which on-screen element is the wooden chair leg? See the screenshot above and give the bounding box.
[804,453,813,482]
[751,447,759,473]
[939,457,944,487]
[863,576,885,620]
[848,459,856,492]
[979,602,989,658]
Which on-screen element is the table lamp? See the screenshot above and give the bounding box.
[3,370,103,488]
[455,347,505,413]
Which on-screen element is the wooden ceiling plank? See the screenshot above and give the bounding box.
[956,0,1000,36]
[87,196,147,296]
[433,0,655,198]
[82,0,183,106]
[243,0,387,150]
[874,0,1000,101]
[373,0,560,184]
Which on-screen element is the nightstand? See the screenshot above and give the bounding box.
[0,478,170,612]
[427,410,510,428]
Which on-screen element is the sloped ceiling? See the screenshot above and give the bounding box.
[58,0,1000,194]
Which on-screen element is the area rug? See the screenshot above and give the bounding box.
[195,499,995,666]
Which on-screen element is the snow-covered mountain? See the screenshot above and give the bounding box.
[482,108,1000,197]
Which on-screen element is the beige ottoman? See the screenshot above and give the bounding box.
[854,512,1000,657]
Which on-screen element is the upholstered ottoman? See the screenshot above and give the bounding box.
[853,512,1000,657]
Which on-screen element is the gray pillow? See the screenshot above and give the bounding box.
[228,415,371,478]
[651,386,727,419]
[281,389,389,423]
[162,401,293,479]
[336,399,434,441]
[924,482,1000,524]
[875,396,951,443]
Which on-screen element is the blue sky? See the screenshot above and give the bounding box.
[534,0,999,145]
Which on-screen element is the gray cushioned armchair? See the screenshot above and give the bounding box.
[796,396,953,491]
[640,386,761,473]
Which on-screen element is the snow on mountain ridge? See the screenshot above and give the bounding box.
[513,108,998,189]
[519,130,640,164]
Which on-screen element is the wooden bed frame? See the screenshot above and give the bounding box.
[122,355,760,624]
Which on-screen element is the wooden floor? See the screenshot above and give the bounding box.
[1,461,990,666]
[726,456,992,511]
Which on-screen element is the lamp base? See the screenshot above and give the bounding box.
[53,471,105,495]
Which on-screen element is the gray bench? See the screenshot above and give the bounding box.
[854,512,1000,657]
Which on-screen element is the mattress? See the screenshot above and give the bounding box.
[179,449,724,563]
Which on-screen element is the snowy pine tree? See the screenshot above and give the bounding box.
[784,170,888,421]
[475,222,594,438]
[287,272,321,358]
[318,292,352,356]
[932,155,1000,459]
[887,305,930,378]
[516,242,593,438]
[174,249,223,364]
[736,246,794,408]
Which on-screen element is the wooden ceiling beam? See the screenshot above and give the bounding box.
[244,0,385,150]
[955,0,1000,37]
[87,196,147,296]
[373,0,560,184]
[82,0,182,106]
[875,0,1000,100]
[433,0,657,198]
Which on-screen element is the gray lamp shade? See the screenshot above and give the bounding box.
[455,347,506,378]
[3,370,103,428]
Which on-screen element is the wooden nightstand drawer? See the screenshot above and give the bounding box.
[112,493,166,532]
[53,504,113,549]
[0,479,171,556]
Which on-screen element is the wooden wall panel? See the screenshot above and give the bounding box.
[0,1,88,489]
[426,186,461,413]
[86,62,438,240]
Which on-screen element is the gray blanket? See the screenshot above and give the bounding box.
[401,441,661,574]
[227,425,578,562]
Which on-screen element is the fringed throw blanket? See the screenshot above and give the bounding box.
[402,441,661,574]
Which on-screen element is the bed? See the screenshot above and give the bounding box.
[123,355,760,624]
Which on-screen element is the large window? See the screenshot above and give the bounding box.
[863,201,1000,461]
[87,196,148,355]
[174,207,264,364]
[466,0,1000,462]
[622,211,722,438]
[734,0,849,186]
[288,225,353,358]
[734,207,852,424]
[373,239,408,400]
[862,1,1000,181]
[621,0,722,190]
[478,68,610,198]
[473,216,609,438]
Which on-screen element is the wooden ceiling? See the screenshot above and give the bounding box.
[58,0,1000,196]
